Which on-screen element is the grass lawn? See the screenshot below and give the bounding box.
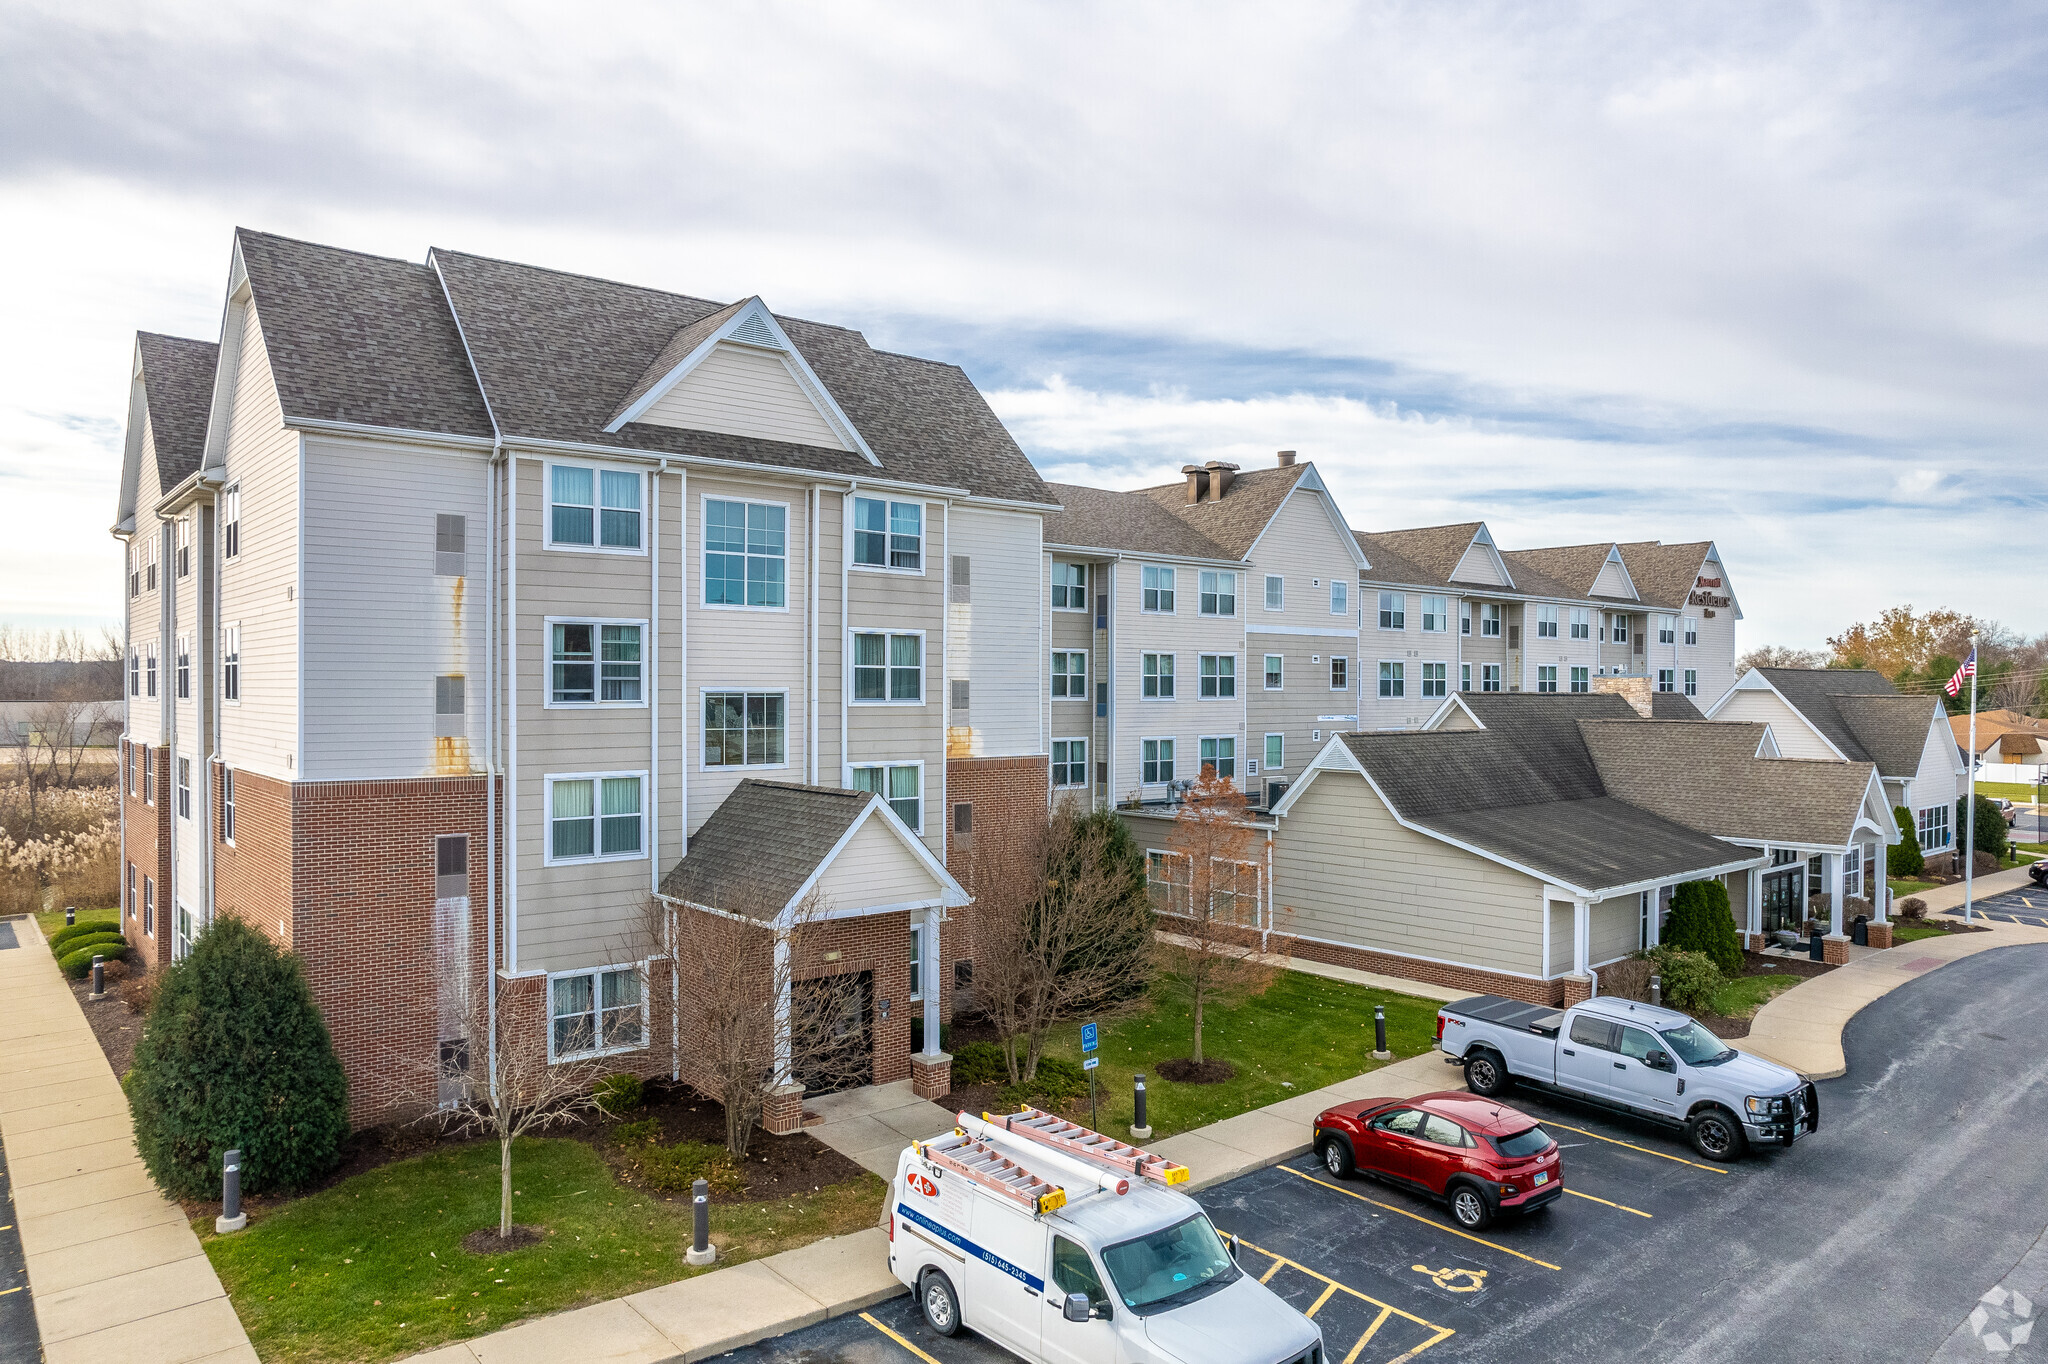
[32,903,118,946]
[1022,970,1442,1139]
[1708,973,1800,1019]
[1888,879,1940,898]
[1973,781,2044,801]
[1891,922,1953,944]
[200,1136,884,1364]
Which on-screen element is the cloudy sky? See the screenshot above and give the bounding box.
[3,1,2043,649]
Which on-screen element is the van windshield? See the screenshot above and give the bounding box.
[1100,1214,1241,1315]
[1660,1019,1736,1066]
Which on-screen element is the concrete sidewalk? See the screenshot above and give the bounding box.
[0,915,256,1364]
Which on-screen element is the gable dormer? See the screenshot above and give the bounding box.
[1449,524,1514,587]
[1691,544,1742,620]
[605,297,878,462]
[1591,544,1637,600]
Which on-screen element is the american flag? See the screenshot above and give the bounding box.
[1945,648,1977,698]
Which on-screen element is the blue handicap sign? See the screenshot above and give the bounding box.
[1081,1022,1098,1053]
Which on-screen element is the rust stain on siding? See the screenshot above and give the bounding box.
[451,574,464,630]
[433,736,471,775]
[946,726,976,759]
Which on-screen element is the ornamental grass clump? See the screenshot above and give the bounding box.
[124,915,350,1198]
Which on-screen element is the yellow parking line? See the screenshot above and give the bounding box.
[1563,1187,1652,1218]
[1305,1282,1339,1317]
[1228,1235,1455,1361]
[1343,1305,1396,1364]
[860,1311,945,1364]
[1541,1120,1731,1174]
[1261,1258,1286,1283]
[1280,1165,1562,1271]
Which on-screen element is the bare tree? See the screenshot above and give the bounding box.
[654,886,872,1158]
[1736,644,1827,672]
[969,804,1153,1084]
[1152,768,1278,1066]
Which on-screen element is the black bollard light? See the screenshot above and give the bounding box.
[216,1148,247,1233]
[1371,1004,1391,1060]
[89,954,105,1000]
[65,906,75,927]
[1650,976,1662,1007]
[1131,1073,1151,1141]
[686,1177,715,1265]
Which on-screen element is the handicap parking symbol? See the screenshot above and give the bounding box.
[1412,1264,1488,1293]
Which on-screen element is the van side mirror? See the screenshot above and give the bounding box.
[1064,1292,1092,1323]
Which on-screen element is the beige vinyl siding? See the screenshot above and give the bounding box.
[301,436,490,781]
[845,499,945,860]
[1588,894,1638,966]
[1597,609,1643,675]
[1715,689,1840,759]
[215,299,300,783]
[1546,901,1573,974]
[947,506,1044,759]
[1245,642,1356,772]
[1460,599,1507,686]
[1451,542,1507,586]
[1048,558,1096,753]
[1685,555,1739,703]
[1591,557,1633,599]
[170,501,205,890]
[815,489,844,781]
[126,418,166,748]
[1523,604,1601,696]
[1906,706,1967,811]
[1270,768,1545,976]
[814,817,944,911]
[1113,556,1246,802]
[1246,488,1362,633]
[637,341,849,450]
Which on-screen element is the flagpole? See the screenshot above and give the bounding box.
[1965,630,1979,924]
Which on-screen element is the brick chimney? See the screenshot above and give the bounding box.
[1276,450,1297,468]
[1592,674,1655,719]
[1181,465,1208,504]
[1203,460,1239,501]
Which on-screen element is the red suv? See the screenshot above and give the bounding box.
[1312,1091,1562,1230]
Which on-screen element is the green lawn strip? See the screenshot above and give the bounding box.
[1023,971,1442,1140]
[1972,781,2043,801]
[200,1136,884,1364]
[1709,973,1799,1019]
[33,905,117,944]
[1890,923,1952,944]
[1887,879,1940,898]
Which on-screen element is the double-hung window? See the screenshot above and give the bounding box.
[1051,651,1088,698]
[1199,654,1235,699]
[1610,613,1630,644]
[129,649,140,697]
[144,536,157,592]
[1421,662,1447,698]
[1378,661,1405,698]
[1480,603,1501,637]
[175,634,190,699]
[1460,663,1473,692]
[1684,669,1698,697]
[1537,665,1558,693]
[176,757,191,818]
[1263,733,1284,770]
[1264,654,1283,690]
[703,692,786,767]
[1570,666,1590,693]
[547,773,645,862]
[1052,562,1088,610]
[1657,615,1677,645]
[1199,571,1236,617]
[221,768,236,842]
[1052,739,1088,788]
[1570,608,1591,640]
[1460,602,1472,636]
[222,486,241,558]
[852,496,922,570]
[221,626,240,702]
[1142,738,1175,785]
[550,464,643,550]
[851,763,922,830]
[176,516,192,577]
[1330,580,1349,616]
[853,631,923,702]
[1264,575,1284,610]
[551,966,644,1059]
[550,621,644,704]
[1536,605,1559,638]
[704,498,787,607]
[1212,859,1259,925]
[1377,591,1405,630]
[1917,804,1951,851]
[1142,653,1175,699]
[1482,664,1502,692]
[1200,736,1236,779]
[1684,617,1699,646]
[1330,656,1348,690]
[1657,668,1676,693]
[1421,595,1448,632]
[144,643,157,698]
[1147,851,1191,913]
[1142,565,1175,613]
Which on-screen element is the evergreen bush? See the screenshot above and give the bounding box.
[1644,946,1724,1014]
[593,1073,644,1116]
[633,1138,744,1194]
[59,938,130,978]
[1958,794,2009,861]
[951,1040,1011,1086]
[1049,810,1154,1007]
[1889,807,1924,878]
[50,921,122,952]
[124,915,349,1198]
[1661,880,1744,976]
[1000,1054,1086,1108]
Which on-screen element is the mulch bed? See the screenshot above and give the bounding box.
[461,1224,544,1254]
[1907,917,1995,934]
[1156,1058,1236,1084]
[1691,951,1838,1040]
[70,973,144,1078]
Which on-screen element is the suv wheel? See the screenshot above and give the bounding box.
[1319,1138,1355,1179]
[1448,1183,1494,1230]
[920,1270,962,1337]
[1465,1050,1510,1096]
[1687,1108,1747,1162]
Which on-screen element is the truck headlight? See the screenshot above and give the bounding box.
[1743,1095,1785,1117]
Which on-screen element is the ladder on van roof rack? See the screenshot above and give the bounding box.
[916,1130,1069,1216]
[989,1106,1191,1187]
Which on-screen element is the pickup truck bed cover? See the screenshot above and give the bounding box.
[1444,995,1565,1038]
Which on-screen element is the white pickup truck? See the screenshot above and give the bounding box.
[1435,994,1818,1162]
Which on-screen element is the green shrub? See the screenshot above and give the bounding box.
[634,1139,744,1194]
[1644,946,1724,1015]
[1889,806,1924,878]
[1959,794,2009,860]
[594,1072,644,1116]
[1599,957,1654,1002]
[59,938,130,978]
[1000,1054,1086,1109]
[952,1040,1011,1086]
[124,916,349,1198]
[1662,881,1744,976]
[1048,810,1155,1007]
[50,921,122,952]
[610,1116,661,1145]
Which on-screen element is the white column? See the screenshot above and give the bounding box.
[1826,852,1844,938]
[1747,864,1763,940]
[922,913,942,1058]
[773,928,793,1083]
[1646,888,1662,947]
[1573,898,1590,975]
[1872,841,1889,923]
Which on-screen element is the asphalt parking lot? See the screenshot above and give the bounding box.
[1947,883,2048,927]
[729,943,2048,1364]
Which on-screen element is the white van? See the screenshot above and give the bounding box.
[888,1107,1323,1364]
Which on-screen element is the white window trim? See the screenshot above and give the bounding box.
[543,616,651,709]
[848,627,929,707]
[1051,650,1089,699]
[1376,591,1405,631]
[1535,605,1559,639]
[1263,654,1284,691]
[1198,570,1239,618]
[701,493,793,613]
[1140,736,1178,786]
[545,459,649,557]
[546,962,652,1063]
[221,766,236,846]
[1051,737,1090,789]
[1536,665,1559,693]
[1480,602,1502,637]
[1263,732,1285,771]
[222,485,241,558]
[1264,575,1284,611]
[697,687,792,772]
[1196,652,1239,701]
[1570,666,1591,693]
[1461,662,1473,692]
[908,922,926,1002]
[1140,564,1178,615]
[1481,663,1503,692]
[1916,805,1952,851]
[1145,848,1193,914]
[846,758,926,834]
[1419,660,1449,700]
[1330,656,1350,691]
[1684,669,1699,697]
[221,623,241,707]
[1331,580,1350,617]
[1421,595,1449,634]
[542,770,651,866]
[1377,659,1406,699]
[1197,734,1239,778]
[1051,561,1090,612]
[1141,652,1178,701]
[847,495,927,577]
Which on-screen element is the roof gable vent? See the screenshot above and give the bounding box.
[729,312,779,349]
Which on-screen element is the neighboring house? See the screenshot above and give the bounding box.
[1949,710,2048,783]
[1706,667,1966,872]
[114,228,1055,1124]
[1042,454,1369,814]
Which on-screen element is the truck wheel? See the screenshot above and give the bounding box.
[1319,1138,1355,1179]
[920,1270,962,1337]
[1464,1049,1511,1096]
[1687,1108,1748,1162]
[1448,1182,1494,1230]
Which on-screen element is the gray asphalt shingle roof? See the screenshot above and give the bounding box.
[135,332,219,490]
[1617,541,1714,610]
[1753,668,1938,777]
[1415,797,1751,892]
[1042,465,1310,561]
[1501,543,1627,600]
[1352,523,1486,588]
[660,780,878,917]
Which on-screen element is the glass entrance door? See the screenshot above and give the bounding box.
[1762,870,1804,934]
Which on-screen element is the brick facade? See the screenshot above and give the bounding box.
[945,754,1050,1020]
[118,739,172,970]
[214,764,295,952]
